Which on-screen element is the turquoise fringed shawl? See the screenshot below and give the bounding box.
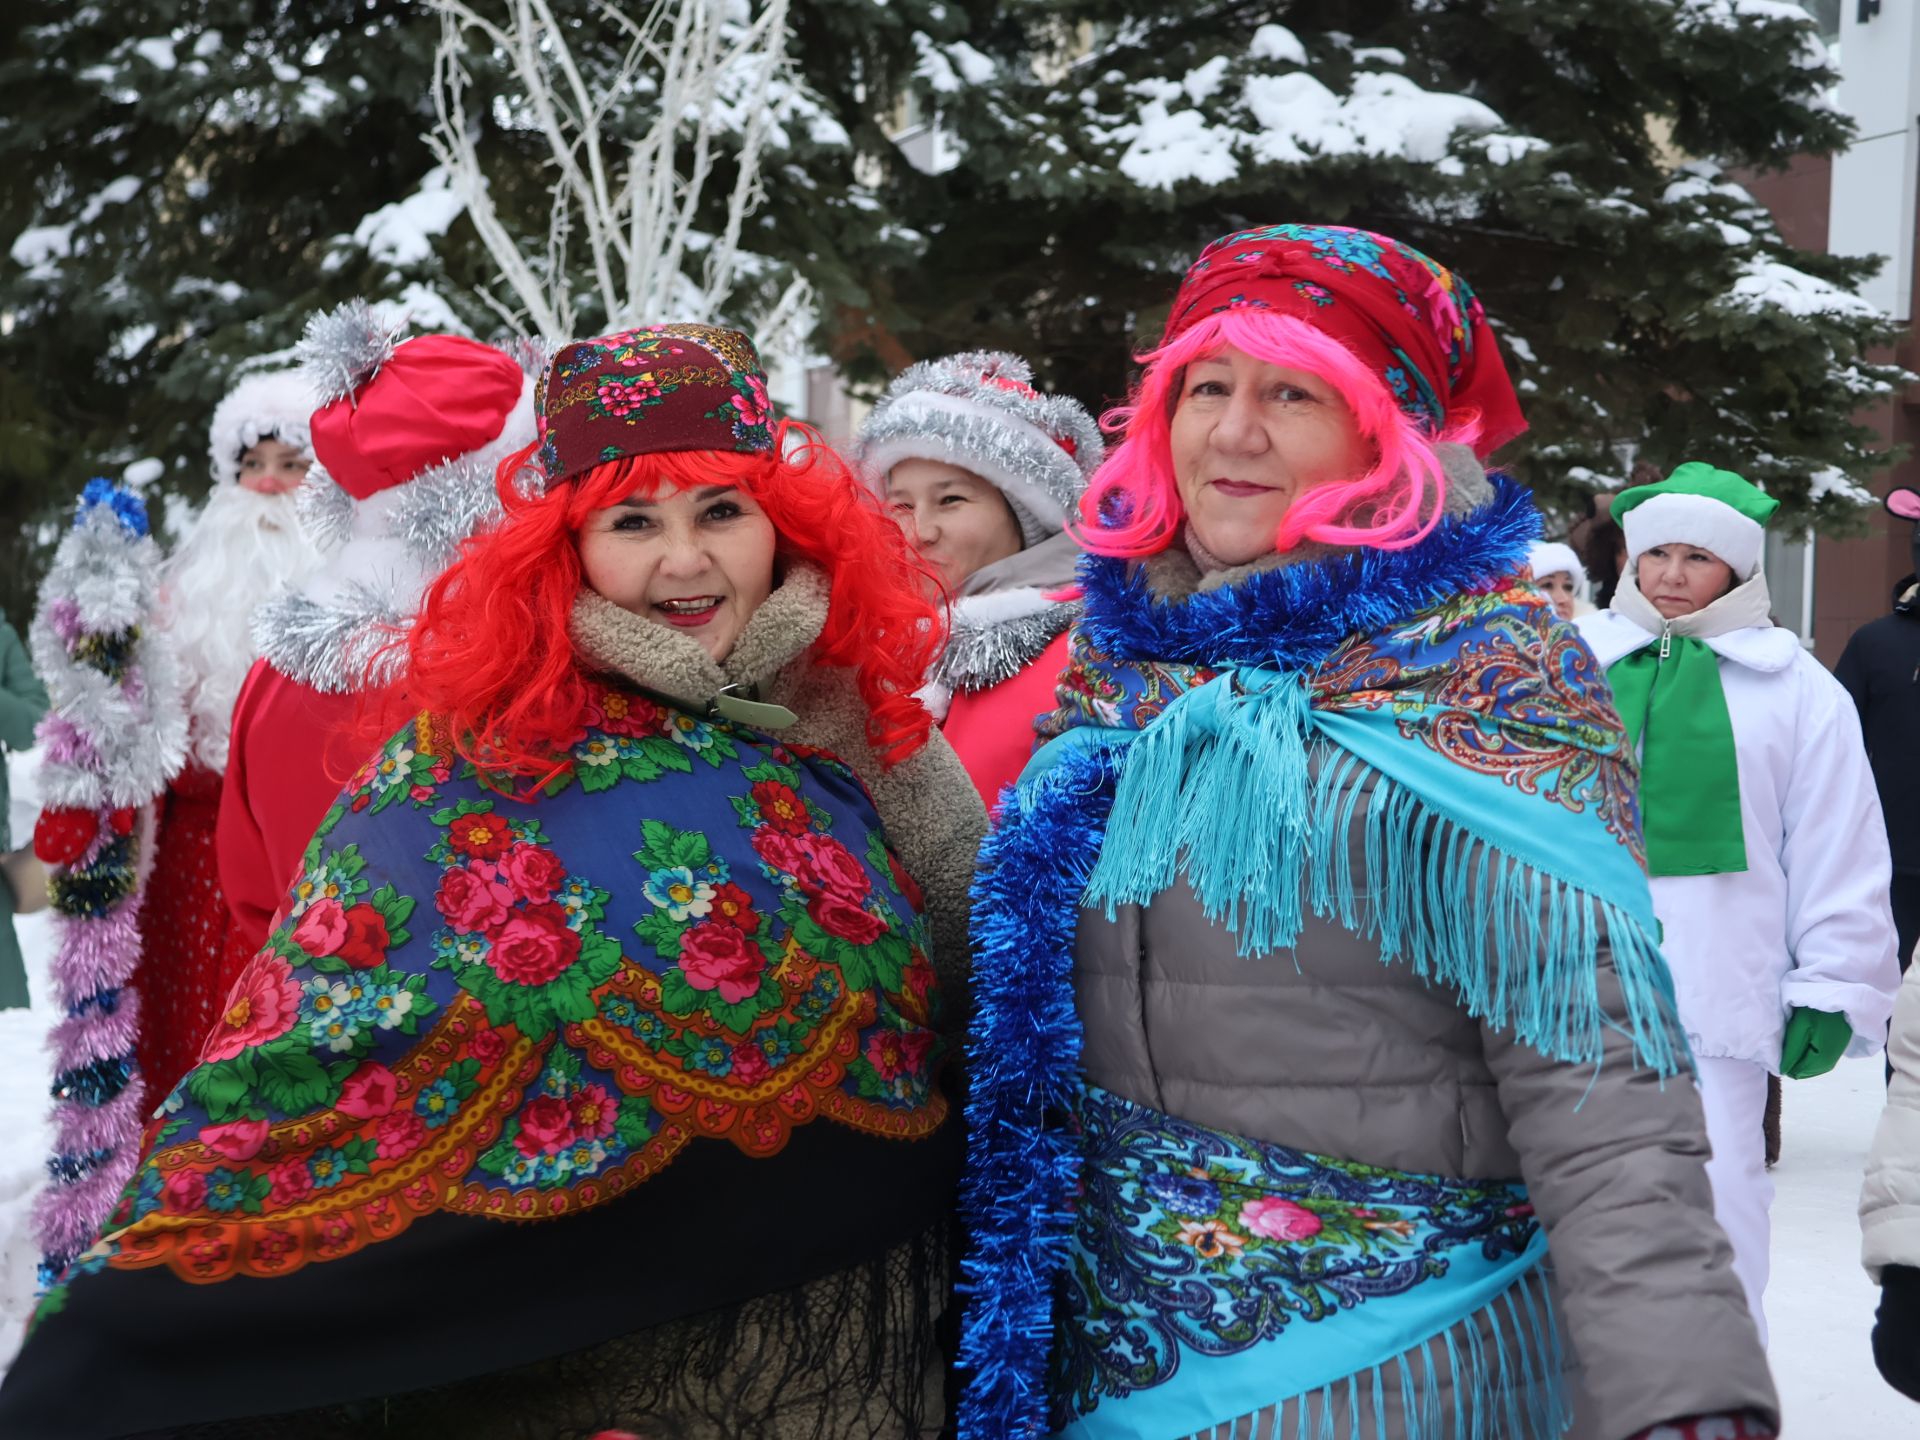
[957,478,1690,1440]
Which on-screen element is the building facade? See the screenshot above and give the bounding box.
[1744,0,1920,660]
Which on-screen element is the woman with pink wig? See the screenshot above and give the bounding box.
[955,226,1775,1440]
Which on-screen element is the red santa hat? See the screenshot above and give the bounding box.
[298,302,534,502]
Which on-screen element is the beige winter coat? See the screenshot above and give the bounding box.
[1863,957,1920,1280]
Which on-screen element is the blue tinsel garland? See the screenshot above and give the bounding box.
[1077,475,1538,672]
[957,746,1119,1440]
[76,477,149,537]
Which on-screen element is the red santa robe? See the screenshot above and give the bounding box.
[131,764,258,1097]
[217,660,380,955]
[943,629,1071,807]
[132,374,324,1098]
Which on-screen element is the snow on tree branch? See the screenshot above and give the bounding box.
[424,0,809,344]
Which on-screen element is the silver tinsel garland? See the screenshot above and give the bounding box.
[934,601,1080,694]
[251,586,411,694]
[292,466,356,551]
[387,450,508,571]
[28,481,185,1286]
[854,350,1104,521]
[30,506,189,811]
[295,298,405,408]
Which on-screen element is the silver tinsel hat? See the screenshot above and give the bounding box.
[852,350,1104,544]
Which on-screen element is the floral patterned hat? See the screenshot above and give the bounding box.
[1163,223,1528,460]
[534,323,774,486]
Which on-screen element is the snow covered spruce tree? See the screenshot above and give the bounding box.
[0,0,906,630]
[857,0,1902,531]
[0,1,460,631]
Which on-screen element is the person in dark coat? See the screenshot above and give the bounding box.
[1835,486,1920,977]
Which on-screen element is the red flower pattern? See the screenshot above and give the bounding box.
[708,882,760,933]
[448,811,513,860]
[678,922,766,1004]
[487,902,582,987]
[751,780,810,835]
[335,904,391,969]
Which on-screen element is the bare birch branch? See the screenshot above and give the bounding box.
[424,0,808,349]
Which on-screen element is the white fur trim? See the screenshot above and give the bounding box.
[207,370,319,487]
[916,678,953,723]
[952,586,1056,628]
[1622,492,1765,579]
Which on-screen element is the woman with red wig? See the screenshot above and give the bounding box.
[956,227,1777,1440]
[0,324,985,1440]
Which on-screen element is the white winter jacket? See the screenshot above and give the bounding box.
[1579,591,1899,1068]
[1864,958,1920,1279]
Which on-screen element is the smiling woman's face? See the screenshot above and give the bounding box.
[884,458,1024,591]
[575,479,778,661]
[1169,347,1375,566]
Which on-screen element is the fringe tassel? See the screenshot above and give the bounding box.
[1085,680,1687,1078]
[1192,1267,1570,1440]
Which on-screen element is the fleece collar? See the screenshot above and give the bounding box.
[1583,567,1800,674]
[567,562,830,713]
[1078,471,1537,674]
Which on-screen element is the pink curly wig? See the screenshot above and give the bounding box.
[1076,309,1482,559]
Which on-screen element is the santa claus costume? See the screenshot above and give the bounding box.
[219,304,538,955]
[131,370,325,1100]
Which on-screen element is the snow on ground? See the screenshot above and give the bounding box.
[1771,1056,1917,1432]
[0,734,1914,1427]
[0,908,55,1378]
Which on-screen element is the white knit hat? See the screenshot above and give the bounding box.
[852,351,1104,545]
[1526,541,1586,590]
[207,369,320,487]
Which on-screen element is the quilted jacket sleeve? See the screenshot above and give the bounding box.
[1478,936,1779,1440]
[1863,959,1920,1281]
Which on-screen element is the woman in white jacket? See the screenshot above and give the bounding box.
[1578,461,1901,1344]
[1863,958,1920,1400]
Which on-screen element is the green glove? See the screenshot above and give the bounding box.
[1781,1007,1852,1079]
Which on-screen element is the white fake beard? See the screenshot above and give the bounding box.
[159,485,323,773]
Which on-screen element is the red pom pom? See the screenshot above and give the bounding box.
[107,807,135,836]
[33,808,99,865]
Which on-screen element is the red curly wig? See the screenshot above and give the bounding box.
[398,420,942,782]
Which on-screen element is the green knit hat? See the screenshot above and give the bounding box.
[1615,462,1779,580]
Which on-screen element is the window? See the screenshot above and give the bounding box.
[1764,530,1817,645]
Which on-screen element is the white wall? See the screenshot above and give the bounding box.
[1831,4,1920,320]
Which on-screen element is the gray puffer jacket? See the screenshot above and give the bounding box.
[1072,539,1777,1440]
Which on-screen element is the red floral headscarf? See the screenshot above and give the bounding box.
[1163,224,1527,460]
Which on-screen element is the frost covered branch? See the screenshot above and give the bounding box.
[424,0,806,341]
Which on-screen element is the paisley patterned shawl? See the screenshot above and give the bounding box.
[1043,524,1657,949]
[14,682,956,1428]
[956,477,1687,1439]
